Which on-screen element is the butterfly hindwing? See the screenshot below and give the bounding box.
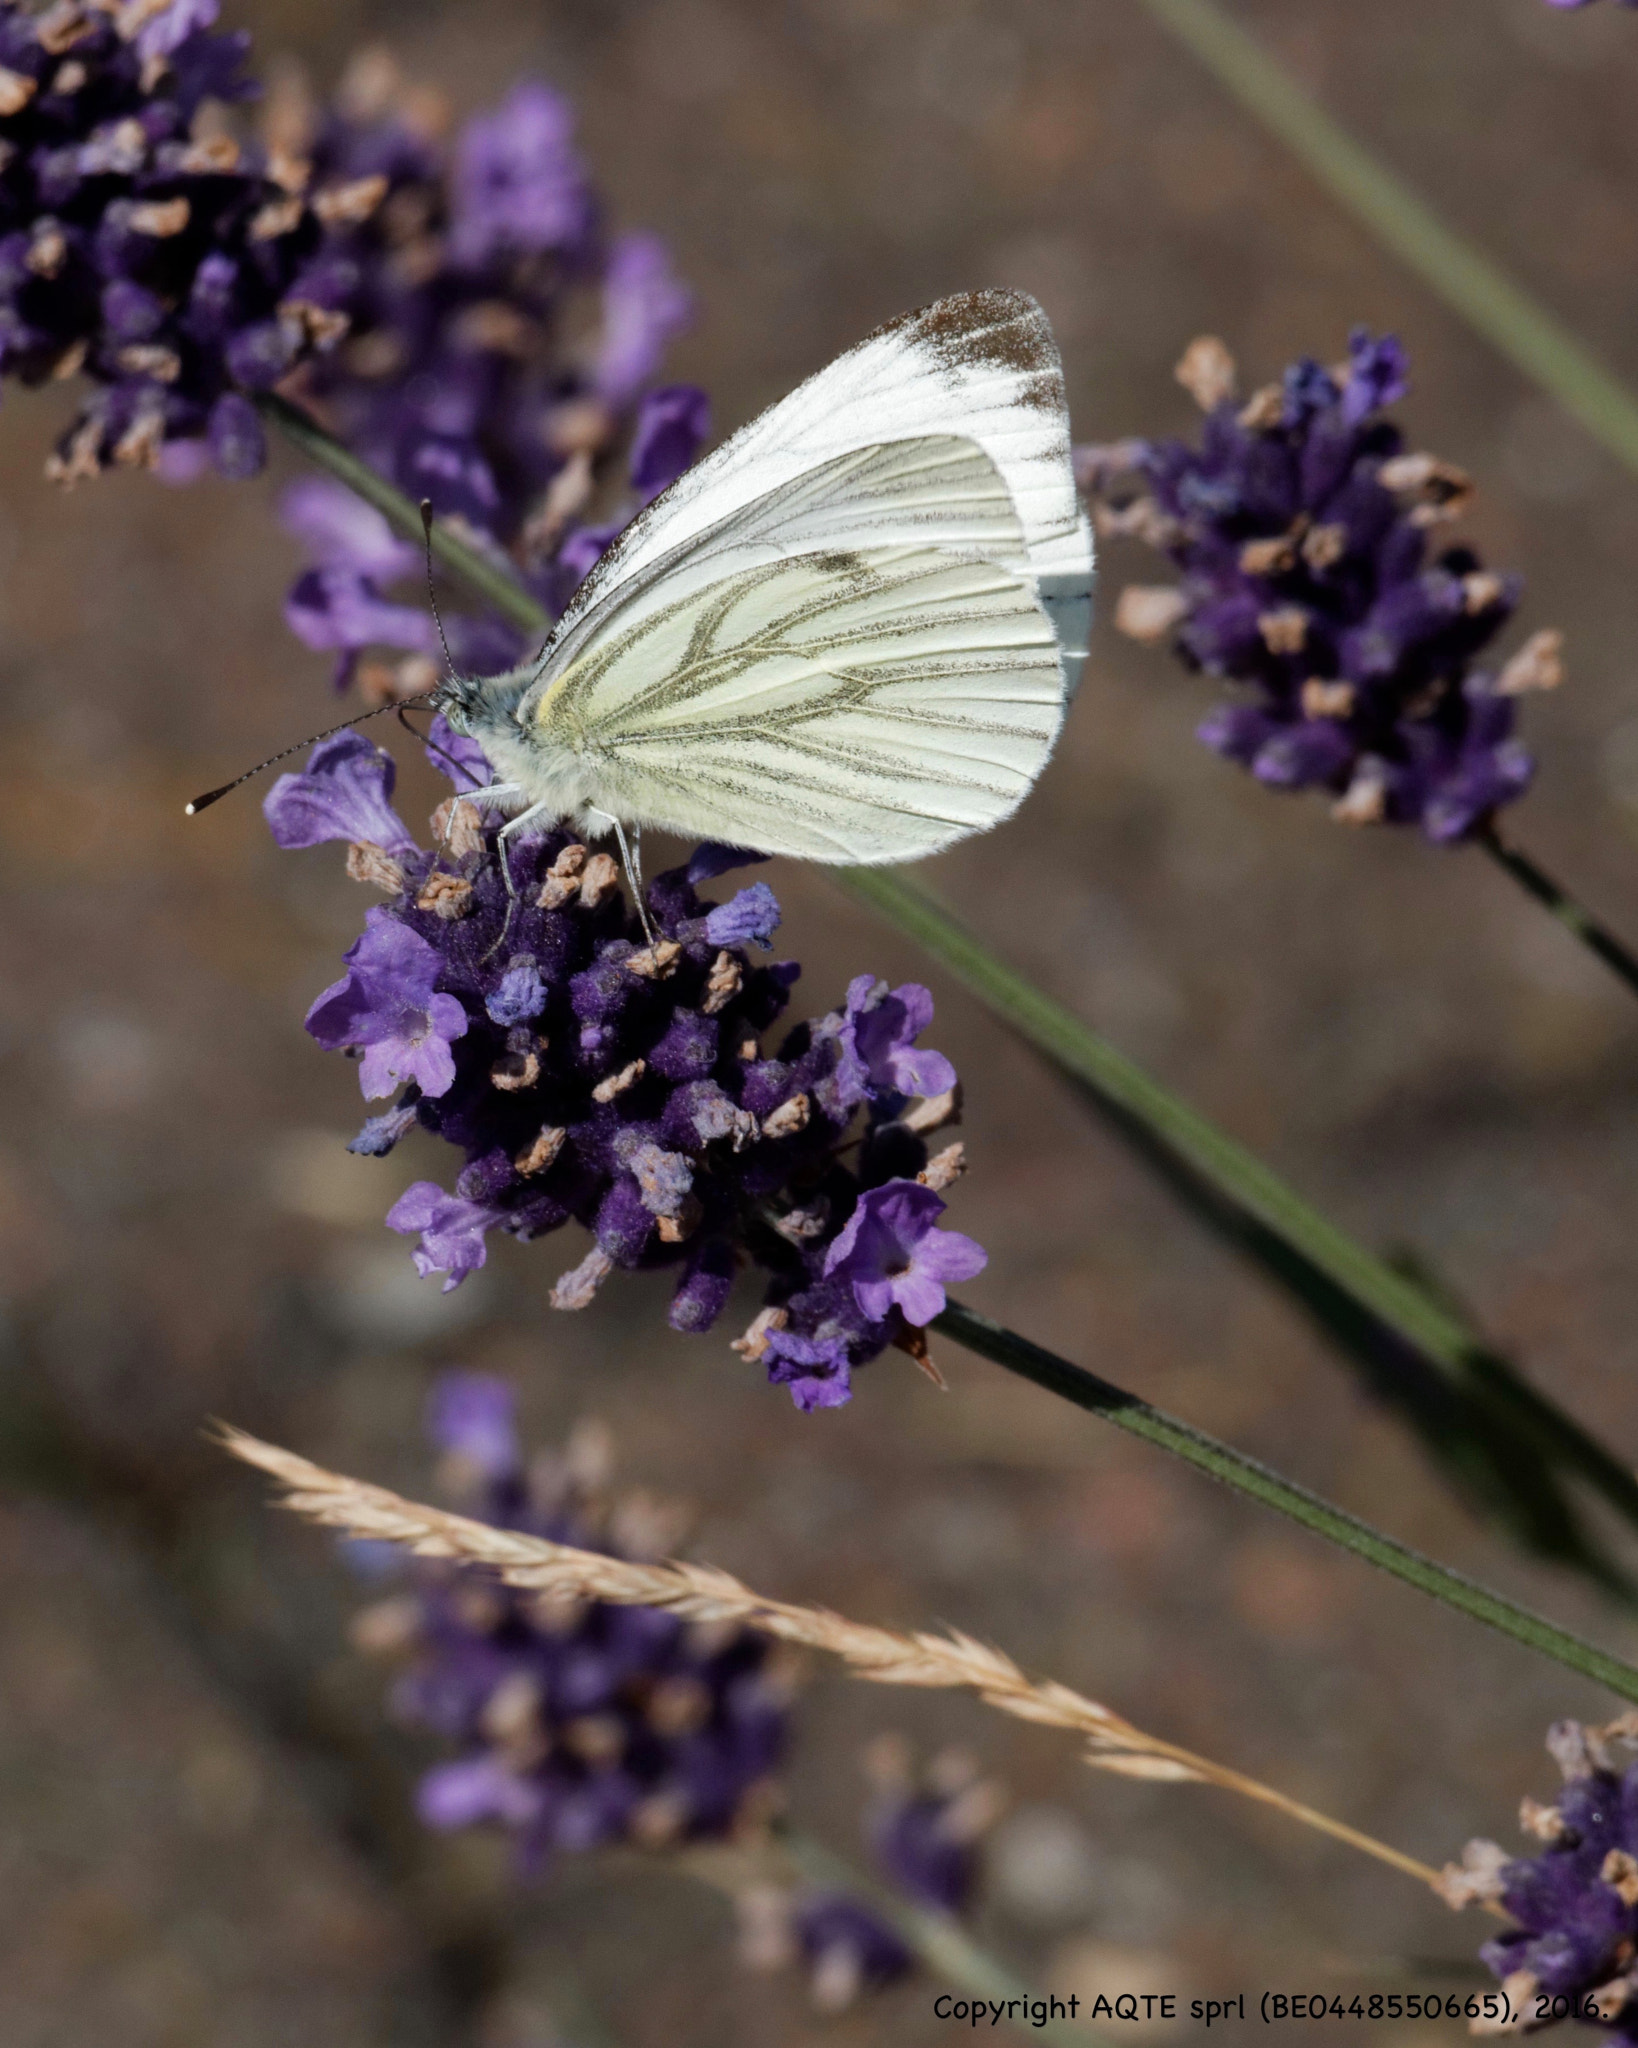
[524,531,1062,864]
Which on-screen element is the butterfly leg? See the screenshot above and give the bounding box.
[443,782,525,856]
[480,800,554,964]
[585,807,655,945]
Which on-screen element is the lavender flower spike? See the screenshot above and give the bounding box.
[1082,330,1559,846]
[824,1182,987,1328]
[350,1383,791,1870]
[1448,1715,1638,2037]
[305,910,468,1099]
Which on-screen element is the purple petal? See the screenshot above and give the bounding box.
[685,843,767,885]
[263,731,417,856]
[450,82,592,266]
[593,234,693,407]
[280,476,420,580]
[386,1183,498,1290]
[703,882,781,950]
[628,382,709,502]
[285,566,439,657]
[427,1372,519,1476]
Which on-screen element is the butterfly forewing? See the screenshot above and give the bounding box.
[554,288,1093,694]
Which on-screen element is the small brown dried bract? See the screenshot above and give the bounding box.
[348,1594,422,1656]
[579,851,621,908]
[1378,450,1472,524]
[44,415,103,486]
[266,144,311,194]
[1602,1850,1638,1907]
[116,343,180,382]
[279,298,351,351]
[1332,761,1388,827]
[36,1,90,54]
[1237,383,1284,432]
[416,871,474,921]
[702,950,742,1016]
[515,1125,567,1177]
[1239,532,1298,578]
[491,1046,541,1092]
[1432,1837,1510,1909]
[346,841,407,894]
[918,1141,967,1192]
[769,1203,828,1245]
[27,223,66,277]
[892,1324,948,1391]
[453,299,536,357]
[759,1093,810,1140]
[1471,1970,1535,2036]
[249,195,305,242]
[428,795,485,861]
[592,1058,645,1104]
[111,401,166,468]
[1462,570,1507,615]
[1092,496,1182,549]
[656,1196,704,1244]
[1588,1977,1634,2025]
[901,1084,962,1135]
[1497,629,1565,697]
[311,172,389,226]
[1113,584,1188,644]
[0,66,36,114]
[1174,335,1237,412]
[1301,522,1348,572]
[1258,607,1308,656]
[1518,1796,1565,1843]
[536,843,587,909]
[1300,679,1355,721]
[626,939,682,980]
[545,395,617,457]
[50,337,87,381]
[178,131,241,174]
[128,196,189,237]
[550,1244,613,1311]
[730,1306,787,1363]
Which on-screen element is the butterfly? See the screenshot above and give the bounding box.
[432,287,1093,874]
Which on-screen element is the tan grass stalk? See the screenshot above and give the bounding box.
[222,1424,1448,1898]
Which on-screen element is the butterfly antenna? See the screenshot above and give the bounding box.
[184,696,432,816]
[420,499,460,680]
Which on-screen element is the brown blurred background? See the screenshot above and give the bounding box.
[5,0,1638,2041]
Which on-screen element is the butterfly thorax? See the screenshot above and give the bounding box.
[433,664,590,820]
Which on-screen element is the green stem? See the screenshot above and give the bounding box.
[259,392,555,641]
[935,1299,1638,1704]
[1133,0,1638,477]
[1477,823,1638,1001]
[261,396,1638,1588]
[838,867,1638,1573]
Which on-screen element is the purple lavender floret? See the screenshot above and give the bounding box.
[351,1374,790,1869]
[1444,1716,1638,2035]
[305,908,469,1100]
[824,1182,986,1329]
[1080,332,1564,845]
[263,729,416,854]
[274,734,977,1406]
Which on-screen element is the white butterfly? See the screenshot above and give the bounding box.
[435,287,1093,871]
